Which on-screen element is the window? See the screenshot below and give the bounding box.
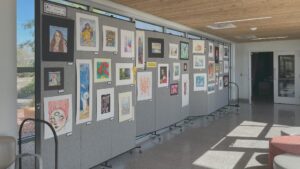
[135,20,163,32]
[165,28,185,37]
[92,8,131,21]
[187,34,201,39]
[48,0,88,10]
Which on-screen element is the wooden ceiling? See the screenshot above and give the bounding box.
[111,0,300,42]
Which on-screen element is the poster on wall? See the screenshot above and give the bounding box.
[136,31,145,68]
[76,59,92,124]
[180,42,189,60]
[44,67,64,91]
[119,91,133,122]
[76,13,99,51]
[208,61,215,82]
[208,42,214,58]
[116,63,134,86]
[173,63,180,81]
[223,75,229,87]
[137,72,152,101]
[224,60,229,74]
[215,46,219,63]
[148,38,164,58]
[219,45,224,61]
[169,43,179,59]
[193,55,206,69]
[219,76,223,90]
[170,83,179,95]
[121,29,135,58]
[44,94,72,139]
[102,25,118,52]
[207,83,215,94]
[193,40,205,54]
[224,46,229,59]
[219,62,224,74]
[182,74,189,107]
[194,73,207,91]
[94,58,111,83]
[97,88,114,121]
[158,64,169,88]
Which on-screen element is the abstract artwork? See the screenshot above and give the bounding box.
[76,59,92,124]
[208,42,214,58]
[169,43,179,59]
[42,15,74,61]
[44,94,72,139]
[219,76,223,90]
[119,91,133,122]
[121,29,135,58]
[173,63,180,81]
[136,31,145,68]
[180,42,189,60]
[94,58,111,83]
[158,64,169,88]
[193,55,206,69]
[44,67,64,90]
[207,83,215,94]
[76,13,99,51]
[116,63,134,86]
[193,40,205,54]
[137,72,152,101]
[224,46,229,59]
[194,73,207,91]
[97,88,114,121]
[148,38,164,58]
[182,74,189,107]
[224,60,229,74]
[170,83,179,95]
[102,25,118,52]
[223,75,229,87]
[208,61,215,82]
[215,46,219,63]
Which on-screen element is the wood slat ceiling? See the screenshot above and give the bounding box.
[111,0,300,42]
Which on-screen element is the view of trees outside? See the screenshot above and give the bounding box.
[17,0,35,138]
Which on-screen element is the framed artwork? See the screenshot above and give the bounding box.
[219,76,223,90]
[184,63,188,71]
[158,64,169,88]
[97,88,114,121]
[193,40,205,54]
[44,94,72,139]
[42,15,74,61]
[182,74,189,107]
[119,91,133,122]
[223,75,229,87]
[170,83,179,96]
[193,55,206,69]
[215,46,219,63]
[215,64,220,73]
[173,63,180,81]
[102,25,118,52]
[208,61,215,82]
[76,13,99,51]
[215,73,219,86]
[224,46,229,59]
[207,83,215,94]
[44,67,64,90]
[121,29,135,58]
[224,60,229,73]
[219,45,224,61]
[219,62,224,74]
[148,38,164,58]
[76,59,92,124]
[136,31,145,68]
[169,43,179,59]
[194,73,207,91]
[208,42,214,58]
[94,58,111,83]
[116,63,134,86]
[137,72,152,101]
[180,42,189,60]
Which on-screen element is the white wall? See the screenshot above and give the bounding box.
[0,0,17,137]
[235,40,300,100]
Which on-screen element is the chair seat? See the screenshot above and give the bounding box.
[281,127,300,136]
[274,154,300,169]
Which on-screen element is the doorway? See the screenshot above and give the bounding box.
[251,52,274,103]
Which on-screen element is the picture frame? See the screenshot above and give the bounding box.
[158,64,169,88]
[116,63,134,86]
[119,91,133,122]
[223,75,229,87]
[208,42,214,58]
[194,73,207,91]
[102,25,118,52]
[224,60,229,74]
[121,29,135,58]
[173,63,180,81]
[42,15,74,62]
[44,67,64,90]
[208,61,215,82]
[169,43,179,59]
[193,40,205,54]
[184,63,188,71]
[97,88,114,121]
[182,74,189,107]
[224,46,229,59]
[148,38,164,58]
[94,58,111,83]
[207,83,215,94]
[219,76,223,90]
[215,46,220,63]
[180,41,189,60]
[137,72,152,101]
[193,55,206,69]
[136,31,145,68]
[170,83,179,96]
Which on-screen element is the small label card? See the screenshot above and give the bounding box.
[44,2,67,17]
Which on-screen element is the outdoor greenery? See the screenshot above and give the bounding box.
[18,80,35,98]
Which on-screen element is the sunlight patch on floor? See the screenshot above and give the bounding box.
[240,121,267,126]
[230,139,269,149]
[265,124,289,138]
[227,125,265,138]
[245,152,268,168]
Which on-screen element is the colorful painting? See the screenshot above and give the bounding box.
[148,38,164,58]
[76,13,99,51]
[208,42,214,58]
[136,31,145,68]
[158,64,169,88]
[169,43,179,59]
[119,91,133,122]
[116,63,134,86]
[180,42,189,60]
[207,83,215,94]
[182,74,189,107]
[193,40,205,54]
[223,75,229,87]
[94,58,111,83]
[224,46,229,59]
[224,60,229,73]
[194,73,207,91]
[44,94,72,139]
[97,88,114,121]
[219,76,223,90]
[137,72,152,101]
[76,59,92,124]
[215,46,219,63]
[170,83,179,95]
[173,63,180,81]
[193,55,206,69]
[121,29,135,58]
[44,67,64,90]
[208,61,215,82]
[103,25,118,52]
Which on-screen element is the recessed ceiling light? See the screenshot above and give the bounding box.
[250,27,257,31]
[252,36,288,41]
[207,23,236,30]
[215,16,272,24]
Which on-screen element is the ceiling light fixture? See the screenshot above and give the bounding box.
[250,27,257,31]
[252,36,288,41]
[215,16,272,24]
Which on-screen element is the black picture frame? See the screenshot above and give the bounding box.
[180,41,189,60]
[170,83,179,96]
[215,46,219,63]
[42,15,74,62]
[148,38,164,58]
[44,67,64,90]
